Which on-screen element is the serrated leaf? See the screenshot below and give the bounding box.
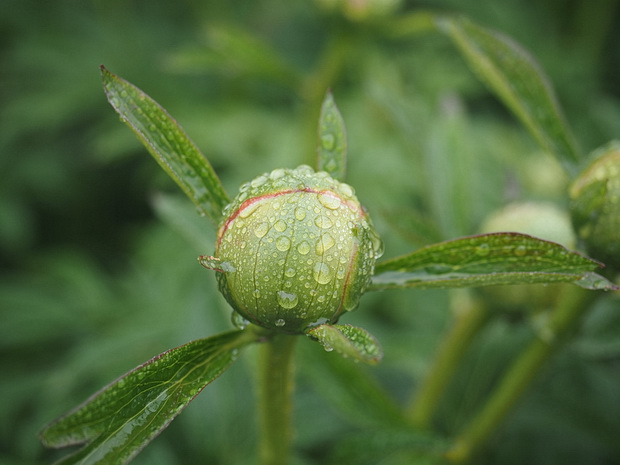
[317,91,347,180]
[101,66,230,225]
[370,232,617,291]
[307,324,382,365]
[40,330,258,465]
[437,16,581,176]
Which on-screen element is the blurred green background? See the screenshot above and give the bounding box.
[2,1,620,464]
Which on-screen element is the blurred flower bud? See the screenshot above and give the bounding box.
[570,142,620,270]
[479,201,576,311]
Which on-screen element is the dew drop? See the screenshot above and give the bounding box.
[314,215,333,229]
[274,219,287,232]
[321,133,336,150]
[276,236,291,252]
[325,159,337,172]
[285,267,297,277]
[231,312,250,329]
[250,175,268,188]
[219,261,236,272]
[254,222,269,238]
[515,245,527,257]
[318,192,340,210]
[316,234,335,255]
[269,168,286,180]
[297,241,311,255]
[338,183,355,198]
[297,165,314,175]
[476,243,490,256]
[425,264,453,274]
[275,318,286,327]
[277,290,299,309]
[295,207,306,221]
[239,201,261,218]
[370,230,384,259]
[313,262,333,284]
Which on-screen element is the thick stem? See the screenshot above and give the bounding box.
[258,334,298,465]
[408,290,489,428]
[445,285,599,463]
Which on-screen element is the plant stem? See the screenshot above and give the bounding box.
[407,290,489,428]
[445,285,599,463]
[258,333,298,465]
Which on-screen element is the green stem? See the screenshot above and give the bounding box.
[445,285,599,463]
[408,290,489,428]
[258,334,298,465]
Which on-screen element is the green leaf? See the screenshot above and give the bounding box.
[307,324,383,365]
[300,340,406,427]
[370,232,618,291]
[101,66,230,225]
[437,16,581,176]
[327,428,448,465]
[317,91,347,180]
[40,330,258,465]
[151,192,215,252]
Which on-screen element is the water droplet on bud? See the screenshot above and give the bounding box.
[276,236,292,251]
[317,192,340,210]
[313,262,333,284]
[321,133,336,150]
[254,222,269,238]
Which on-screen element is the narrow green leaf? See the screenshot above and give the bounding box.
[370,232,618,291]
[437,16,581,175]
[40,330,258,465]
[307,324,383,365]
[151,192,215,251]
[327,428,448,465]
[317,91,347,180]
[300,340,406,427]
[101,66,230,225]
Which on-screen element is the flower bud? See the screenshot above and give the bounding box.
[569,143,620,270]
[210,165,383,334]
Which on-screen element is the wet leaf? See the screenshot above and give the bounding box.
[40,330,258,465]
[307,324,383,365]
[437,16,581,176]
[370,232,618,291]
[101,66,230,225]
[317,91,347,181]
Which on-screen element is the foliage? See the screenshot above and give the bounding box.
[2,1,620,465]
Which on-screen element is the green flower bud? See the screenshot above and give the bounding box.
[207,165,383,334]
[569,143,620,270]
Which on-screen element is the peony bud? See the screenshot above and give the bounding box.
[569,143,620,270]
[204,165,383,334]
